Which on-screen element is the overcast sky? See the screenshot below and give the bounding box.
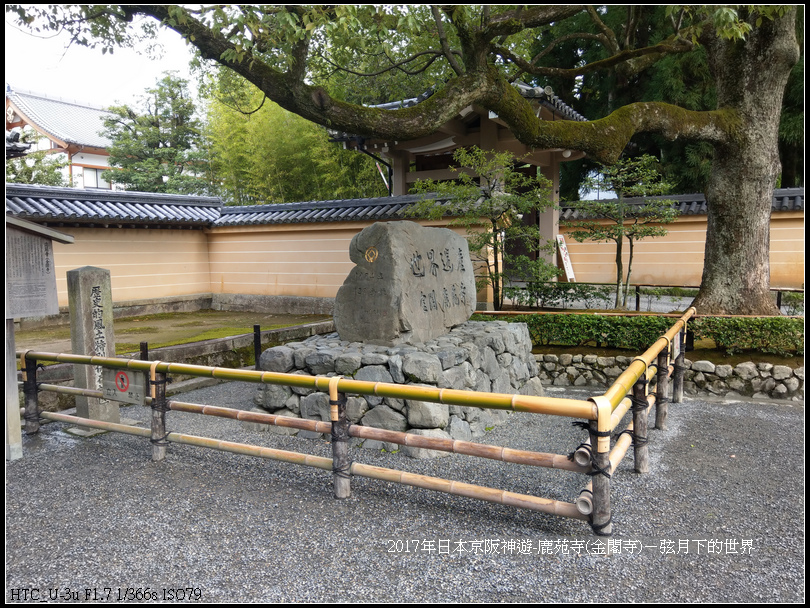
[5,16,197,108]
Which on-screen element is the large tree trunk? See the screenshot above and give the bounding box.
[692,9,799,315]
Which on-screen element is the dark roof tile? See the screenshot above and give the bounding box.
[8,184,803,229]
[6,184,221,226]
[560,189,804,219]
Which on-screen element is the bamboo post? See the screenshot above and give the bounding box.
[149,361,169,462]
[672,330,686,404]
[631,377,649,474]
[22,353,40,435]
[588,396,613,536]
[329,377,351,499]
[253,325,262,371]
[655,343,670,430]
[576,397,650,515]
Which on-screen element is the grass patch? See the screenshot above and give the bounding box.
[117,326,159,334]
[116,310,228,323]
[116,324,294,354]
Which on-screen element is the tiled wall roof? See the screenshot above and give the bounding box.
[559,189,805,221]
[5,184,221,226]
[214,194,444,227]
[7,184,803,228]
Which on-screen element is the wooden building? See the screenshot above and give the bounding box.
[6,85,115,189]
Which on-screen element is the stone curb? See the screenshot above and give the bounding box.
[535,353,804,402]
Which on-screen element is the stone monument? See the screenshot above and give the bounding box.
[67,266,120,426]
[254,221,544,457]
[334,221,476,345]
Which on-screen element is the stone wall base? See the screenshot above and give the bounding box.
[536,353,804,402]
[254,321,544,456]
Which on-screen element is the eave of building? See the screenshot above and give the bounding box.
[6,184,221,229]
[5,215,75,244]
[331,82,588,164]
[5,89,113,150]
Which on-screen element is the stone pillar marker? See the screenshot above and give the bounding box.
[67,266,120,427]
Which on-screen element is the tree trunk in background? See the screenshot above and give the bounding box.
[692,9,799,315]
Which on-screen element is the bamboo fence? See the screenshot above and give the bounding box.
[16,307,695,535]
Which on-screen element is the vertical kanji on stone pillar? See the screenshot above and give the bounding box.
[67,266,119,424]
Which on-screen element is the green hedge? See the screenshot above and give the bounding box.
[491,313,804,356]
[690,316,804,356]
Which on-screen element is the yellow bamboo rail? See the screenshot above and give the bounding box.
[18,351,596,420]
[601,307,695,410]
[349,461,588,520]
[169,401,588,472]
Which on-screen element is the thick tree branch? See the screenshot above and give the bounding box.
[483,81,739,164]
[484,5,586,38]
[497,37,694,79]
[431,6,464,76]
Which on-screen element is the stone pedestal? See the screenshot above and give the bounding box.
[255,321,543,456]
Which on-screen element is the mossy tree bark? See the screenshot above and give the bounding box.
[691,12,799,315]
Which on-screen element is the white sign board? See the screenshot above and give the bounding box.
[102,368,146,405]
[556,235,576,282]
[672,329,682,360]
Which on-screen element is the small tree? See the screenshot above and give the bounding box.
[409,146,558,311]
[561,155,679,309]
[101,72,210,194]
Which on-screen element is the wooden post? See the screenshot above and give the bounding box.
[253,325,262,371]
[139,341,149,362]
[655,344,670,430]
[22,355,40,435]
[635,285,641,311]
[588,396,612,536]
[672,331,687,404]
[150,363,168,462]
[329,377,351,499]
[631,377,649,474]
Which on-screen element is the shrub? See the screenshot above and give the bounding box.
[493,313,804,356]
[505,282,614,310]
[510,313,673,351]
[691,316,804,356]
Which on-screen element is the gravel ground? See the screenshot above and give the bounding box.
[6,382,804,603]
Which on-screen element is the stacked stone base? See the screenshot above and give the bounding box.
[536,354,804,401]
[251,321,543,457]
